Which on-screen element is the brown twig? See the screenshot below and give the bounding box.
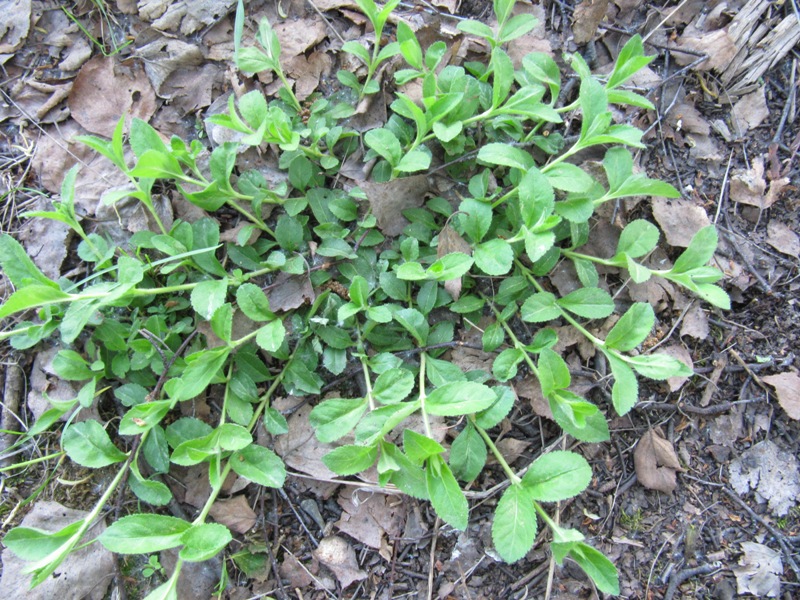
[662,562,722,600]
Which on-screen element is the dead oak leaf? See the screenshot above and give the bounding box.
[762,371,800,420]
[634,428,682,494]
[766,220,800,258]
[313,536,367,589]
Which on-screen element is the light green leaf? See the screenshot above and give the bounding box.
[427,455,468,530]
[557,287,615,319]
[625,353,693,380]
[474,239,513,275]
[230,444,286,487]
[425,381,497,416]
[0,285,70,319]
[522,450,592,501]
[492,348,524,382]
[606,352,639,416]
[477,143,534,170]
[569,543,620,595]
[671,226,719,273]
[236,283,275,321]
[373,368,415,404]
[404,429,444,465]
[605,302,654,351]
[99,515,190,554]
[364,128,402,166]
[520,292,560,323]
[450,423,486,482]
[427,252,474,281]
[309,397,368,443]
[0,234,59,289]
[544,163,595,193]
[323,444,378,476]
[255,319,286,353]
[191,278,228,321]
[62,421,127,468]
[492,484,537,563]
[179,523,232,563]
[616,219,659,257]
[396,150,431,173]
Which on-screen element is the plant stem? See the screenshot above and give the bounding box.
[418,352,432,438]
[472,418,521,485]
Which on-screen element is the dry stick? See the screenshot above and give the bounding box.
[771,58,797,144]
[0,362,23,469]
[663,562,722,600]
[427,516,440,600]
[277,488,319,547]
[642,0,691,44]
[721,487,800,580]
[305,0,345,44]
[717,223,775,295]
[260,494,290,600]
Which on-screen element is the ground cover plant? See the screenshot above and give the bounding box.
[0,0,731,597]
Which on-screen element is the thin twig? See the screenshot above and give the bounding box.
[427,516,440,600]
[663,562,722,600]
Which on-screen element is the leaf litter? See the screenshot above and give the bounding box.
[2,0,800,597]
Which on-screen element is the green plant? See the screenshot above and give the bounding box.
[0,0,730,597]
[142,554,165,578]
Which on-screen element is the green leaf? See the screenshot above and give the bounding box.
[396,150,431,173]
[427,455,468,530]
[499,13,538,43]
[0,285,69,319]
[522,450,592,501]
[457,19,495,40]
[450,423,486,482]
[549,391,610,443]
[310,397,368,443]
[474,239,513,275]
[606,34,653,90]
[573,257,599,287]
[425,381,497,416]
[605,302,654,351]
[520,292,560,323]
[492,48,514,107]
[0,234,59,289]
[671,226,719,273]
[544,163,594,193]
[397,21,423,69]
[492,484,537,563]
[173,347,231,402]
[230,444,286,487]
[492,348,524,382]
[427,252,474,281]
[191,278,228,320]
[384,443,429,499]
[477,143,534,171]
[119,400,172,436]
[364,128,402,166]
[323,444,378,475]
[432,121,463,143]
[130,149,184,179]
[569,543,620,595]
[99,514,191,554]
[518,167,555,229]
[557,287,615,319]
[3,521,83,562]
[475,386,515,429]
[578,78,609,139]
[179,523,232,563]
[616,219,659,257]
[264,406,289,435]
[693,282,731,309]
[537,348,570,396]
[606,352,638,416]
[255,319,286,353]
[607,89,654,109]
[373,368,415,404]
[625,353,693,380]
[128,464,171,506]
[404,429,445,465]
[394,307,429,346]
[62,421,127,468]
[524,229,555,263]
[52,350,93,381]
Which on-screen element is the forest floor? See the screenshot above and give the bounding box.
[1,0,800,599]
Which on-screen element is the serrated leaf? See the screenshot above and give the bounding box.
[549,391,610,443]
[255,319,286,353]
[309,397,368,443]
[474,239,513,275]
[605,302,654,351]
[450,423,486,482]
[606,352,639,416]
[522,450,592,501]
[569,543,620,595]
[557,287,615,319]
[544,163,594,193]
[236,283,274,321]
[520,292,560,323]
[492,484,537,563]
[62,421,127,468]
[230,444,286,487]
[0,234,60,289]
[323,444,377,476]
[477,143,534,170]
[425,381,497,416]
[179,523,231,563]
[537,348,570,396]
[373,368,415,404]
[493,348,524,382]
[427,455,468,530]
[191,279,228,321]
[404,429,444,465]
[671,226,719,273]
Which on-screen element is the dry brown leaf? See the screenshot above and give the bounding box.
[652,198,710,248]
[634,429,682,494]
[733,542,782,598]
[680,304,709,341]
[662,345,693,392]
[731,87,769,136]
[729,440,800,516]
[68,56,156,137]
[279,553,314,588]
[572,0,610,45]
[0,501,113,600]
[136,35,205,98]
[273,402,339,480]
[266,272,315,312]
[274,18,327,61]
[209,495,257,534]
[313,536,368,589]
[730,156,768,208]
[672,27,737,71]
[507,4,551,66]
[493,438,529,466]
[335,487,406,550]
[0,0,31,53]
[359,175,429,237]
[438,224,472,300]
[762,371,800,420]
[766,220,800,258]
[139,0,237,35]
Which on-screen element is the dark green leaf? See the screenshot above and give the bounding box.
[62,421,127,468]
[426,455,468,530]
[557,287,615,319]
[425,381,497,416]
[323,444,378,475]
[99,514,190,554]
[309,397,368,443]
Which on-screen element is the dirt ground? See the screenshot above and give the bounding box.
[1,1,800,599]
